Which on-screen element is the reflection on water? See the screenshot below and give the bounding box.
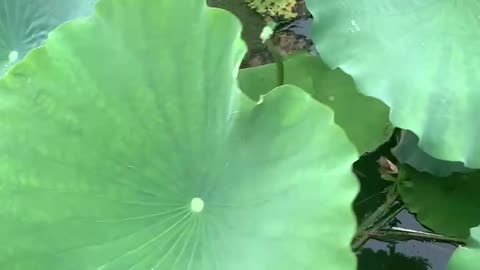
[362,209,457,270]
[359,245,430,270]
[357,173,457,269]
[354,137,457,269]
[361,237,456,270]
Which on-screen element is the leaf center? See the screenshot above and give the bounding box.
[190,197,204,213]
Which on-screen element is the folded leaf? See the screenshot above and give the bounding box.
[393,130,473,177]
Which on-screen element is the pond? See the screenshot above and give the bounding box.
[207,1,460,268]
[355,142,457,270]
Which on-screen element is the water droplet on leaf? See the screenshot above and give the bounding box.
[350,20,360,32]
[8,50,19,63]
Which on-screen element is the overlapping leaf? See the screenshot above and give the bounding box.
[0,0,96,76]
[399,170,480,239]
[448,226,480,270]
[393,130,473,177]
[0,0,359,269]
[239,53,392,154]
[305,0,480,167]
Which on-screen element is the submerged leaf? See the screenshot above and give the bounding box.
[305,0,480,168]
[0,0,359,269]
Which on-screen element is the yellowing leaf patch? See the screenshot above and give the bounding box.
[245,0,297,19]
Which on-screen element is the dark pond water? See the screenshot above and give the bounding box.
[360,211,456,270]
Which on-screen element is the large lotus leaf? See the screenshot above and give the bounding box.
[239,53,392,154]
[448,227,480,270]
[0,0,360,269]
[304,0,480,167]
[393,130,474,177]
[0,0,96,76]
[399,171,480,239]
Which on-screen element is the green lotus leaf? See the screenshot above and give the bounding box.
[0,0,360,269]
[393,130,474,177]
[0,0,96,76]
[448,226,480,270]
[305,0,480,167]
[239,53,392,154]
[399,170,480,239]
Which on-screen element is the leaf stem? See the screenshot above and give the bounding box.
[352,181,466,251]
[265,39,284,87]
[352,184,401,251]
[369,227,466,245]
[352,203,404,251]
[357,185,398,232]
